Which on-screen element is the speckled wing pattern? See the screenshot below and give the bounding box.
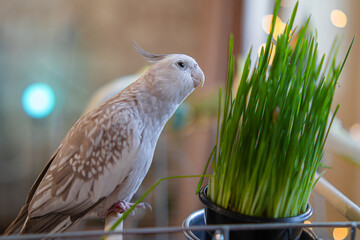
[22,97,143,233]
[4,45,205,235]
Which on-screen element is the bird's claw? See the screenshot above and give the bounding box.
[135,202,152,211]
[106,201,152,216]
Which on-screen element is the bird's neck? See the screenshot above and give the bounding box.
[114,81,180,130]
[136,91,180,129]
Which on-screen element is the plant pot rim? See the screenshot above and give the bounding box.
[199,186,313,223]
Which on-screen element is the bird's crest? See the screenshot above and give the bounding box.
[133,41,167,63]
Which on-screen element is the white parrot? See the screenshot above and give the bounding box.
[4,43,205,235]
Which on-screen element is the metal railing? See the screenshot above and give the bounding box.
[0,222,359,240]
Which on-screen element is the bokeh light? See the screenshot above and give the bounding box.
[330,9,347,28]
[22,82,56,119]
[258,43,276,65]
[349,123,360,142]
[261,15,286,39]
[304,220,312,229]
[333,227,349,240]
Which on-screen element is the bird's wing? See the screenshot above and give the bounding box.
[27,105,143,222]
[3,148,61,235]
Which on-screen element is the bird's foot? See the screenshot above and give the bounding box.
[107,201,152,216]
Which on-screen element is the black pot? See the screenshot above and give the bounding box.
[199,187,313,240]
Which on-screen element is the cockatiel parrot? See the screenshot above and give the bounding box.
[4,44,205,235]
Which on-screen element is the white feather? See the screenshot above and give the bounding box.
[17,51,205,233]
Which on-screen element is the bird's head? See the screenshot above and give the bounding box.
[134,42,205,103]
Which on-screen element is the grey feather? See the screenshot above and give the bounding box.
[133,41,167,63]
[21,214,70,234]
[20,197,105,234]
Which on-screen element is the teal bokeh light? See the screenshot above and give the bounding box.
[22,82,56,119]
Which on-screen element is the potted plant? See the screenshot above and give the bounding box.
[196,0,353,239]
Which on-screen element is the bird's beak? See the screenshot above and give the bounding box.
[192,68,205,88]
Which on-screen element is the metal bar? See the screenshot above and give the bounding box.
[1,222,359,240]
[351,222,357,240]
[314,173,360,223]
[222,226,230,240]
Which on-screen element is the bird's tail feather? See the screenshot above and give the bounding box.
[20,214,73,234]
[3,204,29,235]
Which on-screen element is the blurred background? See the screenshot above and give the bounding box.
[0,0,359,239]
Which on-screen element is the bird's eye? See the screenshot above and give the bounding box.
[176,61,186,69]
